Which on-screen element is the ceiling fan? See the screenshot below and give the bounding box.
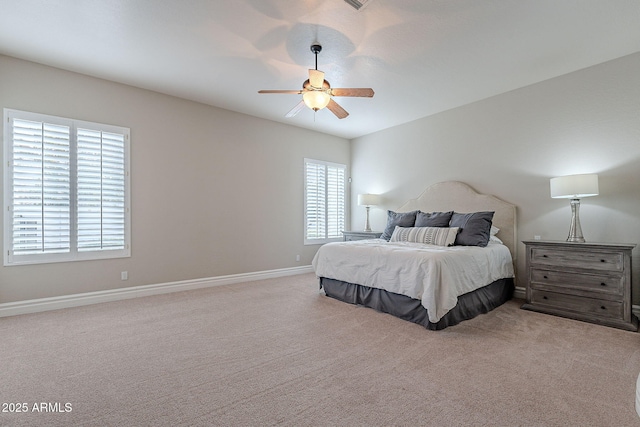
[258,44,374,119]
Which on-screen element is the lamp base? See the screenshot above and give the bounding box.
[364,206,371,232]
[566,198,585,243]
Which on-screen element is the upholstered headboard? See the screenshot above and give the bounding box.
[396,181,517,262]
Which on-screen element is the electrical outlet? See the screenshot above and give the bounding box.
[121,271,128,280]
[534,235,541,241]
[296,255,301,262]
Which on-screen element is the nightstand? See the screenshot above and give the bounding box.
[522,240,638,331]
[342,231,383,241]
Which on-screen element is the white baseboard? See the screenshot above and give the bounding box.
[3,270,639,322]
[514,286,640,318]
[0,265,315,318]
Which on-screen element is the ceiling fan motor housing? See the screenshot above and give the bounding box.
[303,79,330,90]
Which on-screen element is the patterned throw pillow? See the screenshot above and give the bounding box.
[390,226,460,246]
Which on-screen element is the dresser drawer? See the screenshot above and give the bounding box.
[530,269,623,296]
[530,247,623,272]
[530,289,623,320]
[342,231,382,241]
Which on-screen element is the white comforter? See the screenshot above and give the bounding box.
[312,239,514,323]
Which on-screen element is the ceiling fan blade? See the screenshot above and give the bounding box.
[285,100,306,118]
[258,90,302,94]
[309,69,325,89]
[330,88,374,97]
[326,99,349,119]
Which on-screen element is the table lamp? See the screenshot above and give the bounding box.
[550,173,599,243]
[357,194,380,232]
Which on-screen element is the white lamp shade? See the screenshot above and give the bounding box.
[357,193,380,206]
[550,174,599,199]
[302,90,330,111]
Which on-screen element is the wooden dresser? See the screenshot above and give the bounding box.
[522,240,638,331]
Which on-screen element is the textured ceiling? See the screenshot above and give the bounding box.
[1,0,639,139]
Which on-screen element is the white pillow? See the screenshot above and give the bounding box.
[490,225,500,236]
[390,226,459,246]
[489,235,503,244]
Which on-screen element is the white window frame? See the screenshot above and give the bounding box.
[304,158,346,245]
[3,109,131,266]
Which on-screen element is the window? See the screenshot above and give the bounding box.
[3,109,130,265]
[304,158,346,244]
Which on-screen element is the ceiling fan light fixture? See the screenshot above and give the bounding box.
[303,90,331,111]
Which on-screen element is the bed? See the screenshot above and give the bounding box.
[312,181,517,330]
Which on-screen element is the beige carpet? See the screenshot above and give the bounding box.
[1,272,639,426]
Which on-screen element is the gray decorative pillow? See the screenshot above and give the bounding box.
[380,210,418,241]
[450,211,495,247]
[415,211,453,227]
[390,226,460,246]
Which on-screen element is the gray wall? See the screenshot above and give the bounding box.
[350,52,640,304]
[3,52,640,307]
[0,55,350,303]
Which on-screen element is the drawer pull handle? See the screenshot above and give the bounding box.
[542,255,548,258]
[600,306,606,310]
[600,282,606,287]
[543,275,548,279]
[543,296,548,300]
[601,259,606,262]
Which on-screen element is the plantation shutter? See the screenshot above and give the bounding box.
[4,109,130,266]
[304,159,346,243]
[326,164,345,239]
[10,118,71,255]
[77,128,126,251]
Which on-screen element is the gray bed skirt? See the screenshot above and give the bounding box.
[319,277,514,330]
